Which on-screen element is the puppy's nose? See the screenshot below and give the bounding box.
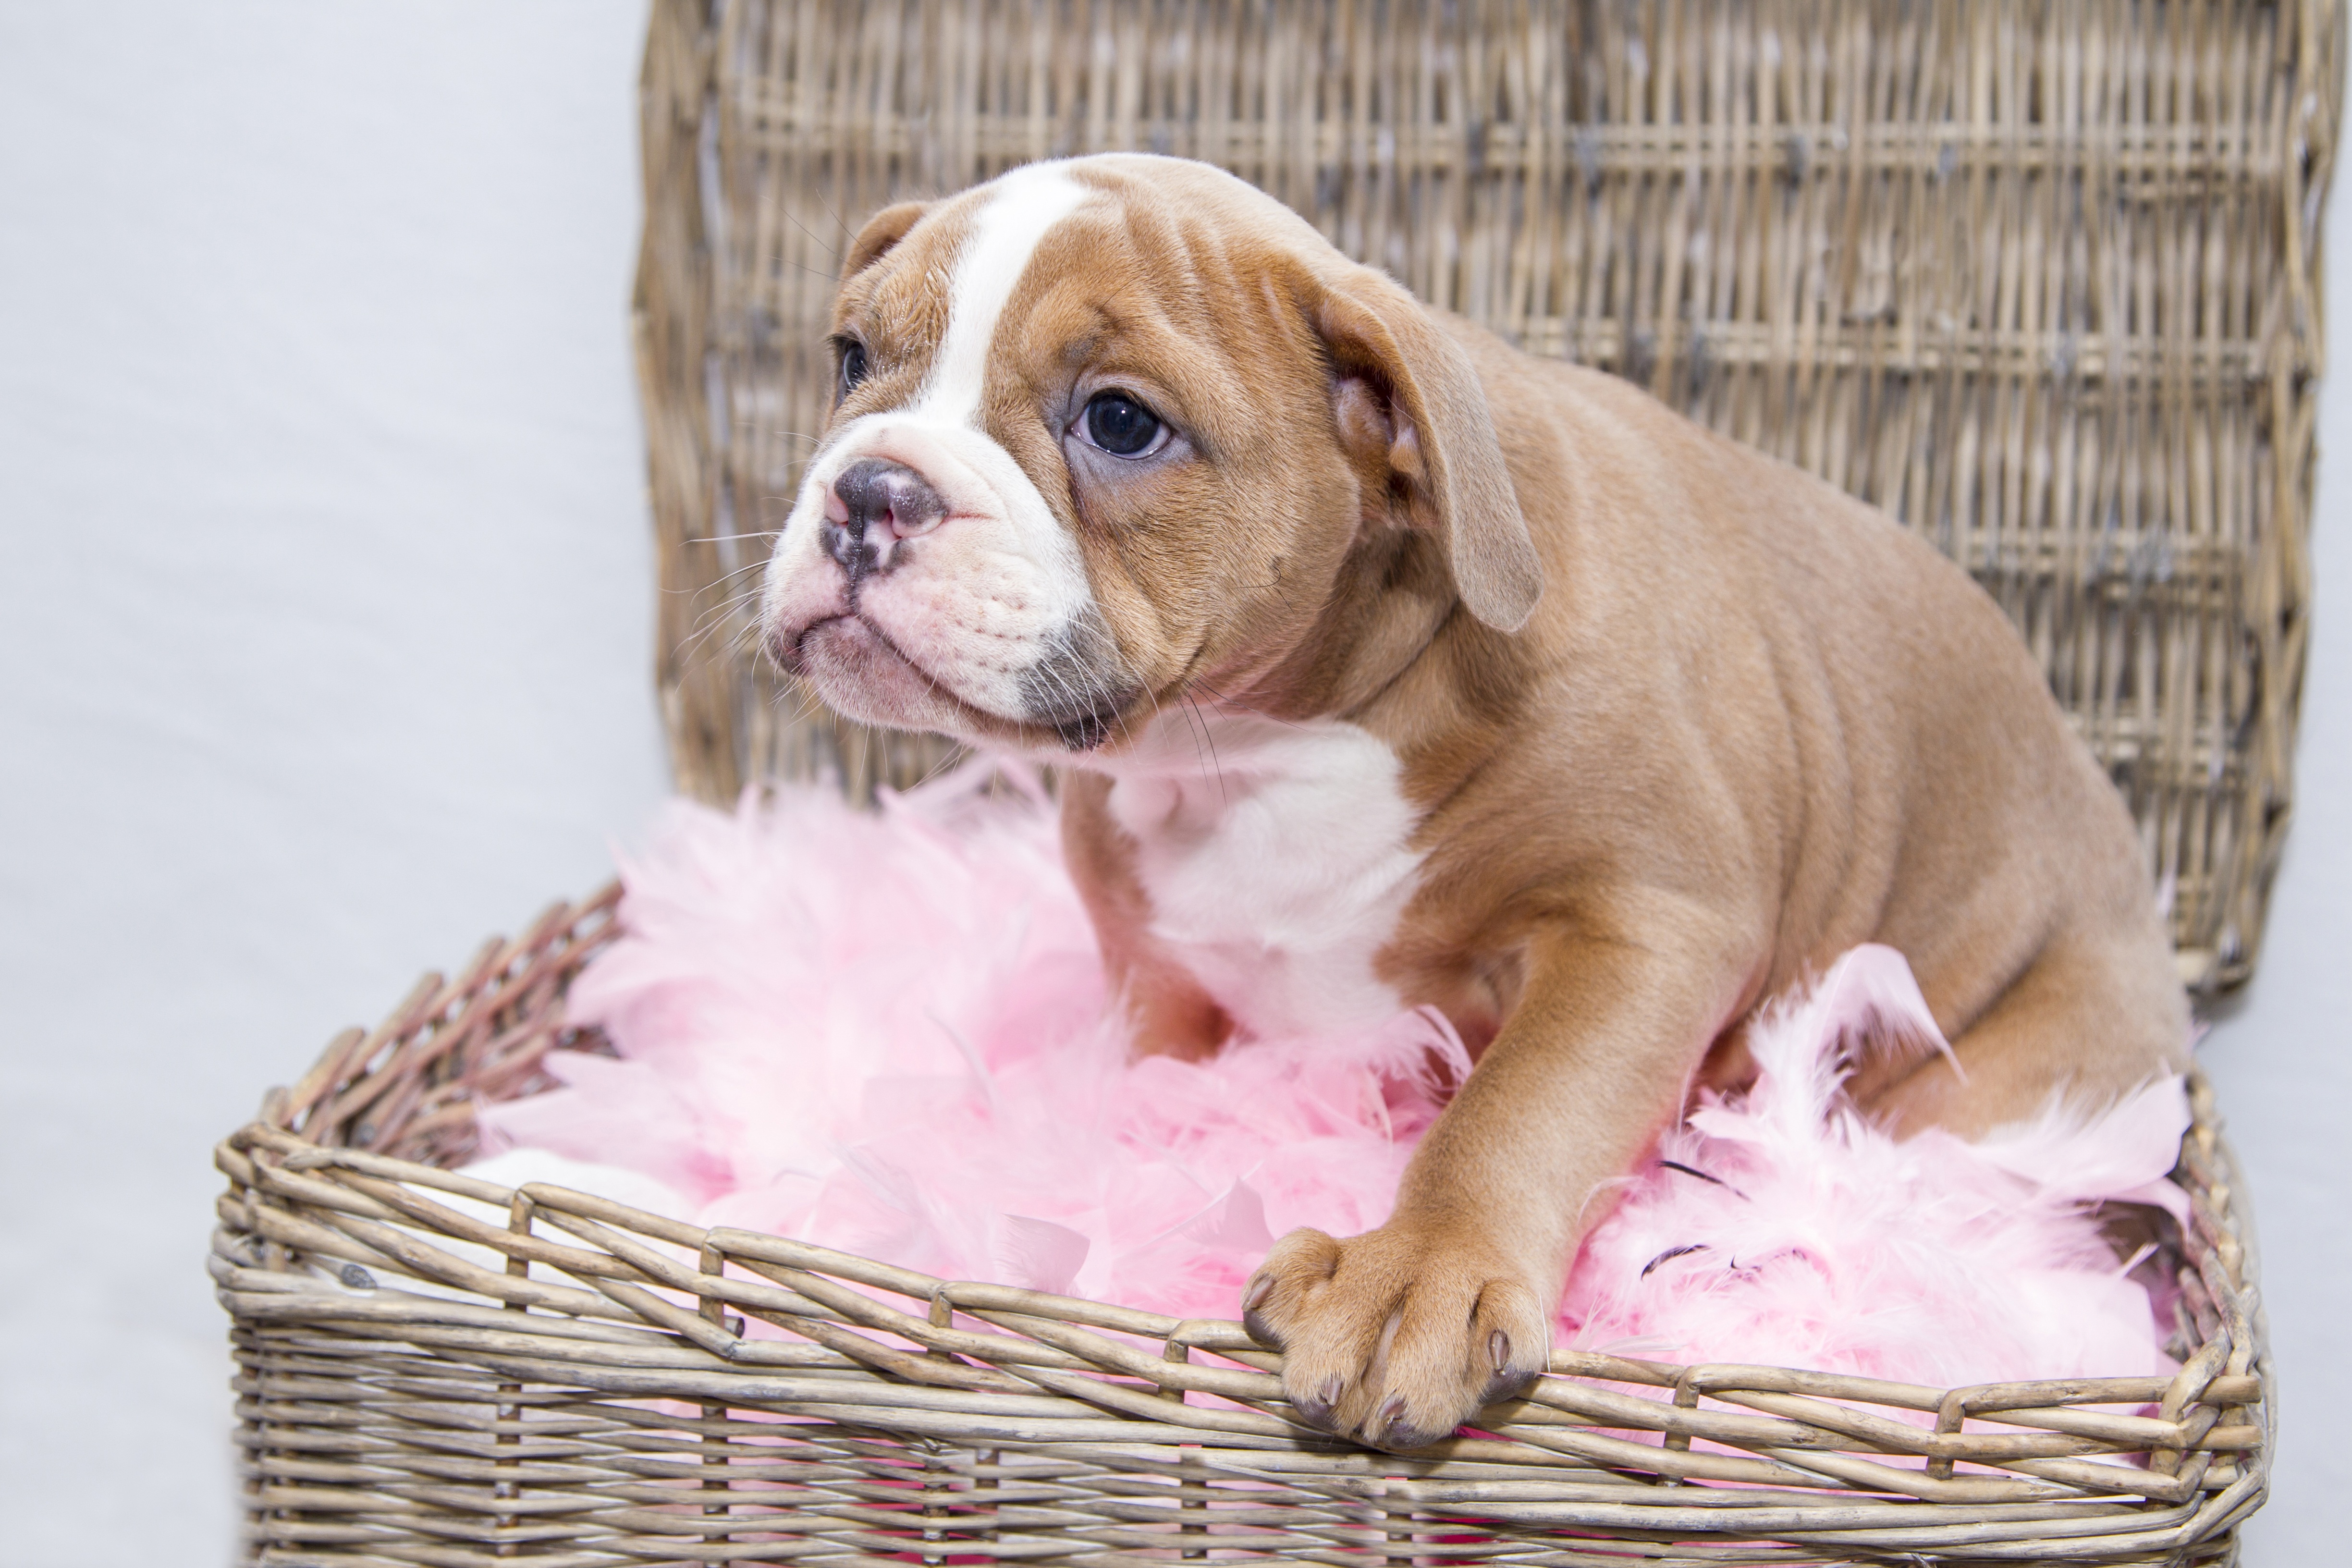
[822,458,946,578]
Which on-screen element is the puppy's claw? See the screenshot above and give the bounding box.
[1242,1230,1339,1350]
[1370,1393,1445,1452]
[1295,1373,1343,1429]
[1240,1271,1284,1348]
[1480,1328,1542,1408]
[1482,1364,1541,1408]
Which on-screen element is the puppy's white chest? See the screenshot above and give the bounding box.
[1103,716,1424,1038]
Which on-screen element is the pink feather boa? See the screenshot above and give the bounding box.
[477,764,2185,1385]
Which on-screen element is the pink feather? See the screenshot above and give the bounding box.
[475,765,2185,1382]
[1564,946,2185,1384]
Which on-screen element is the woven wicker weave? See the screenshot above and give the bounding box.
[637,0,2341,992]
[218,887,2270,1566]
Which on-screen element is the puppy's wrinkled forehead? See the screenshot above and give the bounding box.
[837,155,1323,418]
[851,164,1092,418]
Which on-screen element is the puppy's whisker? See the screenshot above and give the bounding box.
[806,190,858,245]
[1109,663,1156,753]
[1186,694,1232,809]
[1169,692,1212,790]
[673,585,773,666]
[1105,667,1162,761]
[674,616,748,668]
[777,678,827,727]
[778,205,842,261]
[672,592,757,656]
[660,570,756,598]
[1107,669,1164,757]
[1036,660,1107,751]
[907,740,969,793]
[1189,679,1309,733]
[725,416,826,447]
[665,558,774,604]
[766,255,853,285]
[671,572,772,626]
[1163,687,1221,799]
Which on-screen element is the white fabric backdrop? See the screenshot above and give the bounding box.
[0,5,2340,1562]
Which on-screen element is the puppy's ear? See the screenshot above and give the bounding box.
[842,200,931,280]
[1314,271,1544,633]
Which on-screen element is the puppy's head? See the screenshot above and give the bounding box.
[760,154,1542,755]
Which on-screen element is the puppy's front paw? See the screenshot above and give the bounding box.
[1241,1224,1549,1451]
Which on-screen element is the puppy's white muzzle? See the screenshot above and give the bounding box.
[760,412,1123,746]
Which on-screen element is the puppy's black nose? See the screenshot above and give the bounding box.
[822,458,946,579]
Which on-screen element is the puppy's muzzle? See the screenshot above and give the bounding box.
[822,458,946,583]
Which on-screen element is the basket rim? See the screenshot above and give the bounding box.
[220,1114,2265,1415]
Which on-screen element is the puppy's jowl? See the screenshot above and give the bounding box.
[760,155,2188,1452]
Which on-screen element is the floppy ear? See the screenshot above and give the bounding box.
[842,200,931,280]
[1313,271,1544,632]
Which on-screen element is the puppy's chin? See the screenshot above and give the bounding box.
[787,616,973,736]
[783,613,1143,756]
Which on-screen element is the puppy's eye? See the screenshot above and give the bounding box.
[1079,391,1166,458]
[836,339,870,400]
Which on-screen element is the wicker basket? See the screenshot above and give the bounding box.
[215,2,2325,1562]
[217,887,2270,1566]
[638,0,2342,992]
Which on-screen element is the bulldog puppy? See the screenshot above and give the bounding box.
[759,155,2189,1452]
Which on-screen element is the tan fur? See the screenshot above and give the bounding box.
[774,157,2189,1455]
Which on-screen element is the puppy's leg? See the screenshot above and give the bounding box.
[1864,931,2190,1139]
[1060,770,1231,1061]
[1242,918,1742,1450]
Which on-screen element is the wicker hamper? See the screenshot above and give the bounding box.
[220,2,2333,1563]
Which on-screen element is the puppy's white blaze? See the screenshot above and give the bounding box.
[1103,714,1424,1038]
[917,163,1091,427]
[762,160,1109,733]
